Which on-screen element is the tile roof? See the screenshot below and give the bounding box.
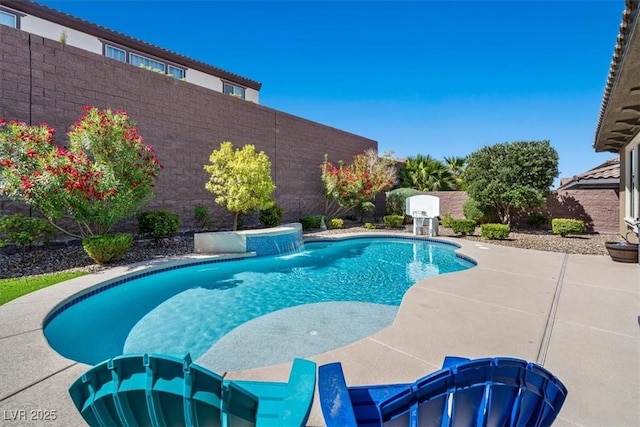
[558,157,620,190]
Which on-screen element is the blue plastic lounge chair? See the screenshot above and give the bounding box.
[69,353,316,427]
[318,356,567,427]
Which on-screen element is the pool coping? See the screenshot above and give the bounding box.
[0,233,638,426]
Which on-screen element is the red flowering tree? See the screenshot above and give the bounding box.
[0,107,162,238]
[320,149,396,220]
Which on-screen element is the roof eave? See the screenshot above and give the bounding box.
[594,0,640,153]
[558,177,620,191]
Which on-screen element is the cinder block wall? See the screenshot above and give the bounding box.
[0,26,376,230]
[545,189,619,234]
[394,190,619,234]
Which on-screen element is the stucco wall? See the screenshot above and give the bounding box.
[0,26,375,230]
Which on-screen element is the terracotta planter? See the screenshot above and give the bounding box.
[604,242,639,263]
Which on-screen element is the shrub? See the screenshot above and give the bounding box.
[0,108,162,238]
[462,198,501,225]
[321,150,396,219]
[364,222,376,229]
[204,142,276,231]
[330,218,344,229]
[552,218,584,237]
[259,205,284,228]
[440,212,454,228]
[480,223,510,240]
[194,205,213,230]
[383,215,404,228]
[451,219,476,235]
[137,210,180,244]
[82,233,133,264]
[0,214,53,251]
[299,215,324,230]
[385,188,423,216]
[462,198,486,223]
[464,140,558,224]
[527,213,548,228]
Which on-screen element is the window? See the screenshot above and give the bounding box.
[103,44,184,79]
[129,53,165,73]
[0,10,17,28]
[167,65,185,79]
[105,45,126,62]
[223,82,245,99]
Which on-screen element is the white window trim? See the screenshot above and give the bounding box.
[102,42,185,79]
[0,9,18,28]
[105,44,126,62]
[624,132,640,233]
[129,52,166,72]
[167,65,185,79]
[223,82,246,99]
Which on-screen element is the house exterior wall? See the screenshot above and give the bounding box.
[0,25,375,230]
[1,4,260,102]
[620,132,640,243]
[21,14,103,53]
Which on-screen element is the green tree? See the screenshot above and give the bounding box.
[0,108,162,238]
[398,154,455,191]
[463,140,559,225]
[204,142,276,230]
[321,149,396,221]
[444,155,467,190]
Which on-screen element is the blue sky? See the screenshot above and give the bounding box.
[40,0,622,187]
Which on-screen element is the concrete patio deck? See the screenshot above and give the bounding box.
[0,236,638,426]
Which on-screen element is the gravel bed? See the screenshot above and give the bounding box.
[0,226,623,279]
[306,226,619,256]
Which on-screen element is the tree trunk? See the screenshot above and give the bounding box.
[233,212,239,231]
[503,206,511,225]
[497,205,511,225]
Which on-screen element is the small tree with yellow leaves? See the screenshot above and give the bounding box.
[204,142,276,230]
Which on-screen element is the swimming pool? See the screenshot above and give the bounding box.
[44,236,475,371]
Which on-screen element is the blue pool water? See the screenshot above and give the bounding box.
[44,237,474,366]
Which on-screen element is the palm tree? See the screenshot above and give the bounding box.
[444,156,467,190]
[398,154,455,191]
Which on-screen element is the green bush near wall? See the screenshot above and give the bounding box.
[451,219,476,235]
[480,223,510,240]
[0,214,54,252]
[194,205,214,230]
[299,215,324,230]
[551,218,585,237]
[259,205,284,228]
[137,210,180,244]
[385,188,424,217]
[527,213,548,228]
[329,218,344,229]
[82,233,133,264]
[383,215,404,228]
[440,212,454,228]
